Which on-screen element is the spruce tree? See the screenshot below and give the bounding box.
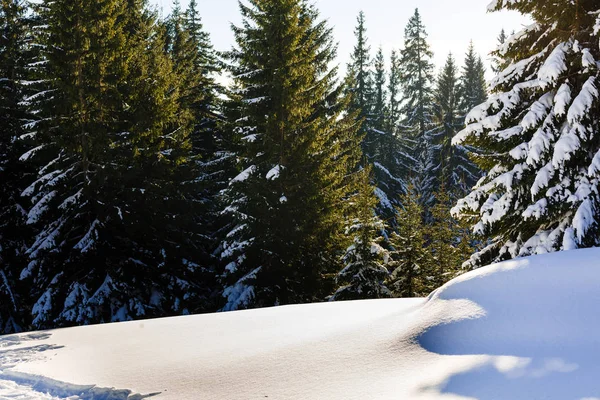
[0,0,31,333]
[330,167,391,301]
[373,46,386,132]
[492,28,508,74]
[367,46,407,220]
[386,50,401,134]
[432,53,480,193]
[165,0,224,309]
[459,42,488,116]
[21,0,203,329]
[453,0,600,267]
[398,8,436,206]
[425,188,471,290]
[347,11,374,135]
[219,0,364,310]
[388,185,427,297]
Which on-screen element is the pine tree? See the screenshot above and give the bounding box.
[0,0,32,333]
[165,0,224,310]
[386,49,401,135]
[459,42,487,116]
[21,0,203,329]
[347,11,374,134]
[453,0,600,267]
[388,184,427,297]
[367,44,407,222]
[432,53,479,193]
[219,0,365,310]
[398,8,436,206]
[425,188,471,290]
[373,46,386,132]
[492,28,508,74]
[330,167,391,301]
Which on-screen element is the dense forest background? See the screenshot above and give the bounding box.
[1,0,599,334]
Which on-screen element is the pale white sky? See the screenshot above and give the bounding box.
[154,0,531,77]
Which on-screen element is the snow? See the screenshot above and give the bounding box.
[265,164,282,180]
[537,42,569,87]
[229,165,256,185]
[3,249,600,399]
[567,77,598,125]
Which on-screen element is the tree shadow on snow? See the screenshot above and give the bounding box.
[417,260,600,400]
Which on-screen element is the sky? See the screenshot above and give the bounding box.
[153,0,531,78]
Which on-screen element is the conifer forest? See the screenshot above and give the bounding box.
[1,0,600,334]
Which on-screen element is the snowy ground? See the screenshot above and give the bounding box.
[2,249,600,399]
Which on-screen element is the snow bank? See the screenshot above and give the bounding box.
[2,249,600,399]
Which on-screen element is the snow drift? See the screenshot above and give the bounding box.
[1,248,600,399]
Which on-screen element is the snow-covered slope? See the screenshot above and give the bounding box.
[2,248,600,399]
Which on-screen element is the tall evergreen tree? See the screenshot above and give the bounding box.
[386,49,401,135]
[459,42,488,116]
[330,167,390,301]
[398,8,436,206]
[219,0,365,310]
[347,15,407,225]
[425,188,471,290]
[492,28,508,74]
[373,46,386,132]
[453,0,600,267]
[432,53,479,193]
[165,0,224,309]
[21,0,203,329]
[387,185,427,297]
[347,11,374,134]
[0,0,32,333]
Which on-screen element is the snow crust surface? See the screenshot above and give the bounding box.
[2,249,600,399]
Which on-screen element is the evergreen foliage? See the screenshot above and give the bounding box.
[386,50,401,135]
[373,47,386,132]
[347,11,374,132]
[0,0,32,333]
[425,188,471,290]
[0,0,538,334]
[165,0,225,309]
[432,53,480,193]
[492,28,508,74]
[331,167,391,301]
[459,42,488,116]
[398,8,436,206]
[454,0,600,267]
[20,0,205,329]
[387,185,427,297]
[346,13,406,223]
[219,0,365,310]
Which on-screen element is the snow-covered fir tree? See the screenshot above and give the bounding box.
[492,28,508,74]
[373,47,386,132]
[330,167,390,301]
[387,184,427,297]
[20,0,205,329]
[453,0,600,267]
[425,188,472,290]
[432,53,480,194]
[219,0,365,310]
[386,50,401,135]
[165,0,225,310]
[0,0,33,333]
[347,11,374,137]
[398,8,436,207]
[347,13,406,224]
[459,42,488,117]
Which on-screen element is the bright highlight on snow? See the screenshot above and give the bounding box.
[2,249,600,399]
